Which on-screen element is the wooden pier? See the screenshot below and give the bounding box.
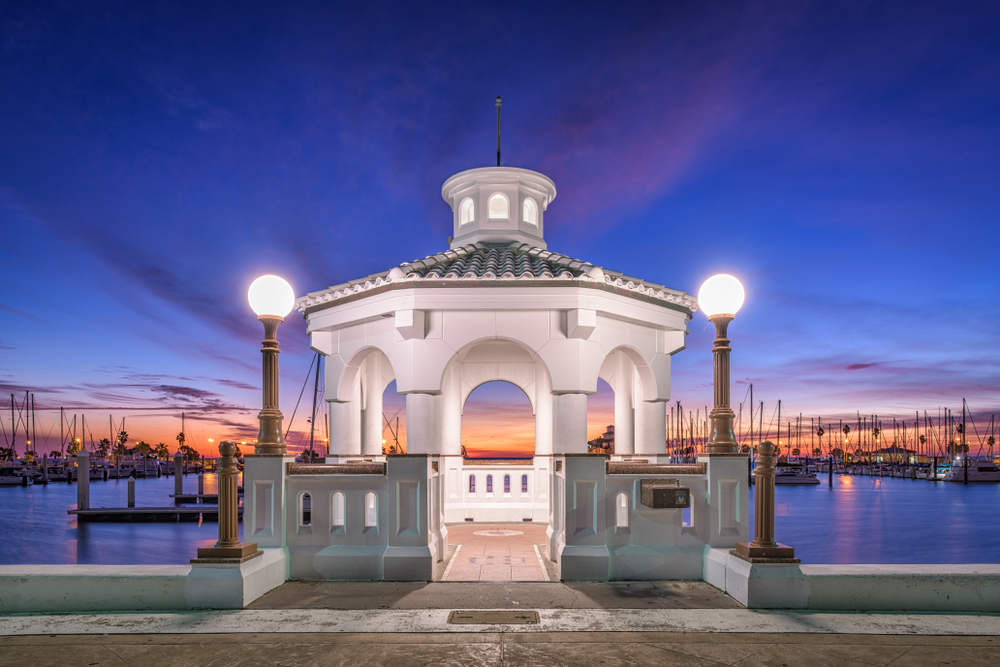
[68,506,243,522]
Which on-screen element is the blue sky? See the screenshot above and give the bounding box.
[1,1,998,455]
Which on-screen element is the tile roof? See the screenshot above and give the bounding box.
[296,242,697,314]
[413,245,581,280]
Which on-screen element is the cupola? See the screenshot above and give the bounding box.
[441,167,556,250]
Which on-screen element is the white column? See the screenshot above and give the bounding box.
[534,364,553,456]
[440,364,463,456]
[328,376,362,456]
[635,399,667,455]
[405,392,442,454]
[552,393,588,454]
[361,355,384,456]
[613,353,635,454]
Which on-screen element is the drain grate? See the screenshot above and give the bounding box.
[447,610,540,625]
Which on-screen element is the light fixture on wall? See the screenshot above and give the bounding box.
[248,275,295,456]
[698,274,744,455]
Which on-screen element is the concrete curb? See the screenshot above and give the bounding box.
[1,608,998,637]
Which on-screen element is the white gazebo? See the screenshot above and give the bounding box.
[244,164,749,582]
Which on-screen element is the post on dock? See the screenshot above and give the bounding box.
[735,440,796,560]
[195,440,258,560]
[174,451,183,496]
[198,470,205,496]
[42,454,48,483]
[127,475,135,508]
[828,454,833,487]
[932,456,938,482]
[77,449,90,511]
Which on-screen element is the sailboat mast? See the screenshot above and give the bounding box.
[777,399,781,454]
[309,352,321,460]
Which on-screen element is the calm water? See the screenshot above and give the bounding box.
[748,474,1000,564]
[0,474,242,565]
[0,473,997,565]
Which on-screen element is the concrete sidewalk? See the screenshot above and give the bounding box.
[1,628,998,666]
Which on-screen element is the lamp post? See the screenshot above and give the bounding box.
[248,275,295,456]
[736,440,796,560]
[195,440,258,560]
[698,274,744,455]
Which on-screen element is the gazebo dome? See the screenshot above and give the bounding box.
[297,166,696,316]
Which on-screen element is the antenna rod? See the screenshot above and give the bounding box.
[496,96,502,166]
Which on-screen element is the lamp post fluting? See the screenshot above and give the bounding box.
[256,314,286,455]
[698,274,744,455]
[248,275,295,456]
[707,314,737,454]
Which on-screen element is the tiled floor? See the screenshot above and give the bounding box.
[443,523,550,581]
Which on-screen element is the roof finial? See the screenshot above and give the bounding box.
[495,96,502,167]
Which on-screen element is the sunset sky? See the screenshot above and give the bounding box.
[2,2,998,458]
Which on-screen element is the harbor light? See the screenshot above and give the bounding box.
[697,273,744,318]
[248,274,295,318]
[249,274,294,455]
[699,273,744,454]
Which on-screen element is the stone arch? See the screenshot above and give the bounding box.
[597,346,671,456]
[444,336,553,413]
[439,337,555,457]
[334,346,396,403]
[598,345,662,402]
[327,346,397,457]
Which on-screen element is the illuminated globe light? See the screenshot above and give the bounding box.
[248,275,295,318]
[698,274,745,318]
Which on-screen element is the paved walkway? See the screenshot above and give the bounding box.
[441,523,555,581]
[248,580,743,610]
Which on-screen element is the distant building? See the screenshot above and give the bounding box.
[587,425,615,454]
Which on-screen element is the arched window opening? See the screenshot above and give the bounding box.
[364,491,378,528]
[486,475,493,494]
[523,197,537,225]
[503,474,511,494]
[300,492,312,527]
[460,198,475,225]
[616,493,629,529]
[521,474,528,494]
[332,491,345,528]
[462,381,535,459]
[469,475,476,494]
[488,193,508,219]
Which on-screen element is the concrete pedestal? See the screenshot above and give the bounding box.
[243,455,295,548]
[185,548,288,609]
[557,455,610,581]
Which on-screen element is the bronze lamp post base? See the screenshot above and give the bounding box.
[734,541,796,560]
[196,542,260,559]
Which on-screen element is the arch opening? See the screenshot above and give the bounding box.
[461,381,535,459]
[586,378,615,454]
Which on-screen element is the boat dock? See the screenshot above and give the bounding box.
[68,506,243,522]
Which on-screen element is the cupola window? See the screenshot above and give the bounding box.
[523,198,537,225]
[460,198,475,225]
[488,193,508,219]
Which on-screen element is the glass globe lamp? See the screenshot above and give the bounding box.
[248,275,295,318]
[698,274,744,318]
